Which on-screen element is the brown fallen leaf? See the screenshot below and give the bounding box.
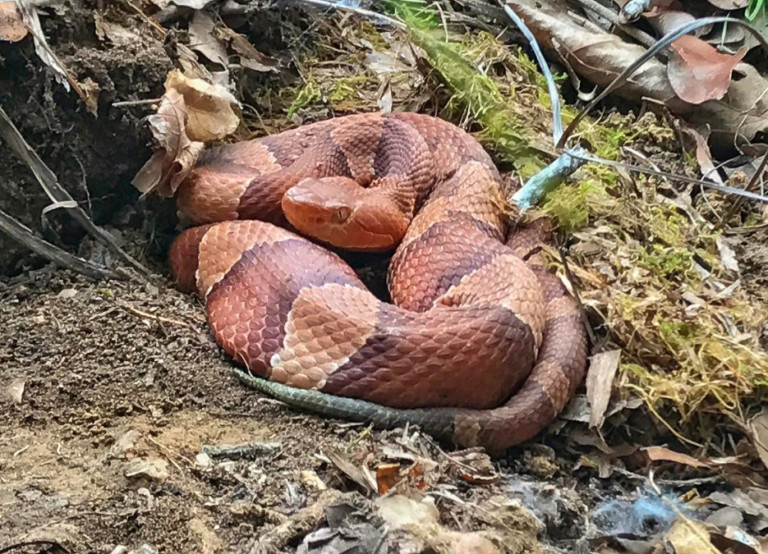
[508,0,682,108]
[710,525,765,554]
[509,0,768,151]
[643,445,711,469]
[217,25,279,73]
[188,10,228,69]
[666,35,747,104]
[681,126,724,184]
[376,463,400,495]
[131,88,205,197]
[0,1,27,42]
[706,0,749,8]
[749,410,768,472]
[665,518,721,554]
[323,447,377,493]
[586,349,621,429]
[164,70,239,142]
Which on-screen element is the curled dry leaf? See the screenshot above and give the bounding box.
[132,69,239,197]
[165,70,239,142]
[706,0,749,8]
[188,10,228,69]
[586,349,621,429]
[665,518,721,554]
[642,445,710,469]
[216,25,279,73]
[131,88,205,197]
[0,1,27,42]
[508,0,681,108]
[749,410,768,472]
[687,64,768,151]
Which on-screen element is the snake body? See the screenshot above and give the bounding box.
[169,112,588,451]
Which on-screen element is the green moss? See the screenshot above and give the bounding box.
[329,76,368,103]
[542,178,610,232]
[639,244,695,280]
[287,82,323,117]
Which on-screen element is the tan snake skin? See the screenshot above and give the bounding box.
[168,112,588,450]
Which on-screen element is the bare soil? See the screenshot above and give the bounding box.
[0,265,586,553]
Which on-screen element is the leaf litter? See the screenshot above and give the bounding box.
[3,0,768,551]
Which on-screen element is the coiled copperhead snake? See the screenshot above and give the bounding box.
[169,112,588,451]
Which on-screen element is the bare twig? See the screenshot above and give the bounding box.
[0,539,70,554]
[247,489,344,554]
[0,105,155,280]
[112,98,161,108]
[119,303,202,331]
[202,441,283,460]
[0,208,124,280]
[574,0,658,49]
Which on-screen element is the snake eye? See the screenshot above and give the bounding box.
[331,207,352,223]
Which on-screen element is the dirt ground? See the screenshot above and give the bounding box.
[0,264,594,553]
[3,1,768,553]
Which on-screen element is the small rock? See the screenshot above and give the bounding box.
[57,288,78,299]
[379,495,439,529]
[188,518,222,554]
[300,469,328,491]
[130,545,158,554]
[195,452,212,468]
[449,532,500,554]
[124,458,169,481]
[6,378,25,404]
[110,547,128,554]
[110,430,140,459]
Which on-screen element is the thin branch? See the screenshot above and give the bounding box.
[291,0,406,29]
[0,208,125,280]
[575,0,658,49]
[500,2,563,143]
[0,105,154,280]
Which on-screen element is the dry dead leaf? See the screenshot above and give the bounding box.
[643,446,711,469]
[509,0,680,106]
[706,0,749,8]
[665,518,721,554]
[376,463,400,494]
[131,88,204,197]
[686,63,768,150]
[715,235,740,274]
[710,525,766,554]
[164,70,239,142]
[93,12,140,46]
[165,70,240,142]
[0,1,27,42]
[666,36,747,105]
[80,76,99,116]
[217,26,279,73]
[586,349,621,429]
[188,10,228,69]
[749,410,768,472]
[323,447,377,493]
[681,126,724,184]
[170,0,215,7]
[509,0,768,150]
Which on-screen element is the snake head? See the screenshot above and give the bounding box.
[282,178,408,252]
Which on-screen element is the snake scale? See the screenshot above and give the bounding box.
[168,112,588,451]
